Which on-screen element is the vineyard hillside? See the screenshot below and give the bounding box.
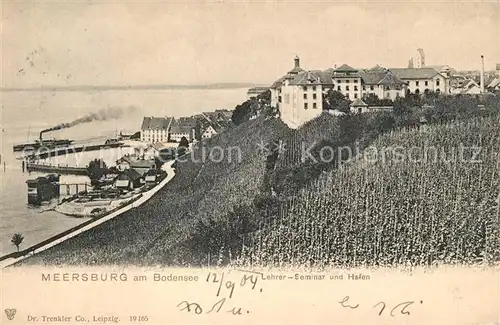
[237,113,500,267]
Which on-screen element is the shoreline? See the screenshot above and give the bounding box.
[0,160,177,268]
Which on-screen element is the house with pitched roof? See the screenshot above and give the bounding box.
[169,121,196,143]
[140,116,173,143]
[324,64,362,100]
[389,68,449,94]
[201,125,218,139]
[359,66,407,100]
[271,56,335,128]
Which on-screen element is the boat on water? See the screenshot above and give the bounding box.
[13,139,74,152]
[13,129,74,152]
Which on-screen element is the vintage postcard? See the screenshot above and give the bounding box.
[1,0,499,324]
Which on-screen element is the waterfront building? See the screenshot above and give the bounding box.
[114,168,143,190]
[129,158,156,176]
[141,117,173,143]
[59,175,91,201]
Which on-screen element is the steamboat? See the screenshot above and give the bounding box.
[13,130,74,152]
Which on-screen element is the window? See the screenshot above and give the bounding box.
[416,81,419,86]
[363,86,366,90]
[370,85,374,91]
[354,86,358,91]
[303,86,307,91]
[346,86,350,91]
[337,80,342,83]
[425,81,428,86]
[436,79,440,86]
[304,103,308,109]
[313,103,317,109]
[354,79,358,83]
[346,79,350,83]
[354,93,358,99]
[303,93,307,99]
[385,86,390,90]
[313,93,317,100]
[337,86,341,91]
[312,86,316,91]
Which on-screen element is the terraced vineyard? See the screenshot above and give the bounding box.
[237,114,500,267]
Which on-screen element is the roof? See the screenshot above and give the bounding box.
[390,68,441,79]
[59,175,91,184]
[350,98,368,107]
[170,124,194,134]
[175,117,197,127]
[359,70,406,85]
[334,64,358,72]
[496,63,500,70]
[487,78,500,88]
[248,87,270,93]
[288,66,305,74]
[141,117,172,130]
[270,79,281,89]
[121,168,142,181]
[289,70,334,86]
[129,159,155,169]
[427,65,455,73]
[369,65,386,72]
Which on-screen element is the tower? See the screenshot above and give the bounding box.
[480,55,485,93]
[415,48,425,68]
[294,55,300,69]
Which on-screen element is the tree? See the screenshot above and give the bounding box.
[178,136,189,156]
[323,90,351,113]
[11,233,24,252]
[231,100,253,125]
[87,158,108,184]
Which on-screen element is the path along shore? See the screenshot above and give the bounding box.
[0,160,176,268]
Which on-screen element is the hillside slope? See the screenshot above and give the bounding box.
[19,115,292,266]
[237,114,500,267]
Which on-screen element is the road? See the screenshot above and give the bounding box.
[0,160,176,268]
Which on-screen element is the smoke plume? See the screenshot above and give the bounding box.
[40,106,136,136]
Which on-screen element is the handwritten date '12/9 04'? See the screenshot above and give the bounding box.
[177,271,423,317]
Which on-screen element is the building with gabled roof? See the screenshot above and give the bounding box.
[323,64,362,100]
[359,68,407,100]
[271,56,335,128]
[389,68,449,94]
[140,116,173,143]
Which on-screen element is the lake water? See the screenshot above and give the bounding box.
[0,87,248,256]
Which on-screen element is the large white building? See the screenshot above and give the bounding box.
[390,68,450,94]
[271,56,333,128]
[141,117,173,143]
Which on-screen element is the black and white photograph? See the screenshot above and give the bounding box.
[0,1,499,323]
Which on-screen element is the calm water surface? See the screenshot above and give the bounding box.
[0,87,247,256]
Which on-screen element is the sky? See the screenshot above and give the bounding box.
[1,0,499,88]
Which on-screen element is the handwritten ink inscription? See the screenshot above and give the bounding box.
[177,270,423,318]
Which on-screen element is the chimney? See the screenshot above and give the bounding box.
[294,55,300,69]
[480,55,485,93]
